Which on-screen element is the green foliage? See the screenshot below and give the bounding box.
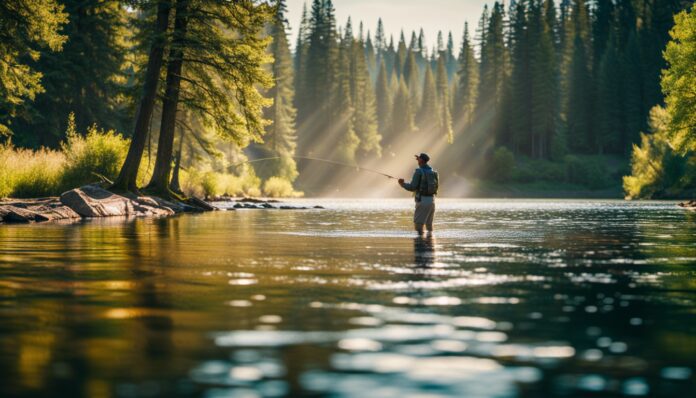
[180,169,262,198]
[662,4,696,154]
[623,106,696,199]
[454,23,478,133]
[11,0,130,147]
[489,147,515,182]
[263,177,303,198]
[563,155,610,189]
[262,0,299,180]
[0,116,128,198]
[60,114,130,189]
[200,172,220,199]
[0,144,65,198]
[0,0,67,136]
[63,130,127,195]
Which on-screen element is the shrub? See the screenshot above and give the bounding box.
[489,147,515,182]
[60,115,129,189]
[262,177,303,198]
[179,169,262,198]
[200,171,220,198]
[564,155,610,189]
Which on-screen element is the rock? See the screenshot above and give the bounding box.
[60,185,174,218]
[313,205,325,209]
[678,200,696,210]
[238,197,280,203]
[0,200,81,223]
[186,196,218,211]
[0,205,49,223]
[261,203,274,209]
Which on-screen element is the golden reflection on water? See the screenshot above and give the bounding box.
[0,199,694,397]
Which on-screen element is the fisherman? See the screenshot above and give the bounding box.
[398,153,439,235]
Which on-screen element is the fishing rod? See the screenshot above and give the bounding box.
[231,155,398,179]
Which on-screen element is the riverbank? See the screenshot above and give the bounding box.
[0,185,202,224]
[0,186,325,224]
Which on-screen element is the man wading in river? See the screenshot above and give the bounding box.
[399,153,439,235]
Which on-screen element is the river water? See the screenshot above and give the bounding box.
[0,199,694,398]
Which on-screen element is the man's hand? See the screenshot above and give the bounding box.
[398,178,405,185]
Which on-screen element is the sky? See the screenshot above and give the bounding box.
[285,0,493,52]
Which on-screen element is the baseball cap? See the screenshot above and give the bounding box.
[415,153,430,162]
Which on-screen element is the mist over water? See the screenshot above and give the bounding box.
[0,199,694,397]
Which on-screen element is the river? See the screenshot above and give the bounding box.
[0,199,694,397]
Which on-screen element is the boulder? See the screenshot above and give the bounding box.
[678,200,696,210]
[0,205,49,223]
[0,200,81,223]
[60,185,174,218]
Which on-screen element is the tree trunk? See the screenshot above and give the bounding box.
[111,0,172,192]
[146,0,190,197]
[169,127,185,194]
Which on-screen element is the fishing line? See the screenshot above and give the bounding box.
[231,155,398,179]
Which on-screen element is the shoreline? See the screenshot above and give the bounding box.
[0,186,325,225]
[2,189,693,225]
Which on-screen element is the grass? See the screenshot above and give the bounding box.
[0,145,65,198]
[0,130,302,200]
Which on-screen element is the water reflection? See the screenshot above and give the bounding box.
[0,199,694,397]
[413,235,436,267]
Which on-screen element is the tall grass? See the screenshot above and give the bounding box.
[0,114,129,199]
[0,145,65,198]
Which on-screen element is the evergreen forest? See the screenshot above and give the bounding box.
[1,0,694,198]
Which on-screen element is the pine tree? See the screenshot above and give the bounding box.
[375,60,392,141]
[14,0,129,147]
[294,2,310,126]
[436,55,454,143]
[0,0,67,137]
[351,23,381,158]
[364,30,377,81]
[261,0,298,181]
[592,0,615,70]
[375,18,386,55]
[384,35,396,80]
[112,0,172,192]
[418,64,438,130]
[393,31,408,78]
[333,20,359,162]
[508,0,530,152]
[530,0,559,158]
[390,78,416,139]
[446,31,457,80]
[565,0,593,152]
[454,22,479,135]
[476,2,507,146]
[597,31,622,154]
[147,0,273,195]
[299,0,339,155]
[403,48,420,106]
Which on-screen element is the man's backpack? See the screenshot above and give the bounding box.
[419,168,439,196]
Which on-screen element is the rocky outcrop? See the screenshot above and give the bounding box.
[0,201,81,223]
[60,185,176,218]
[1,185,218,224]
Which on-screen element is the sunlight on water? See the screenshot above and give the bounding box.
[0,199,694,397]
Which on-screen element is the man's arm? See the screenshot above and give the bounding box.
[399,169,421,192]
